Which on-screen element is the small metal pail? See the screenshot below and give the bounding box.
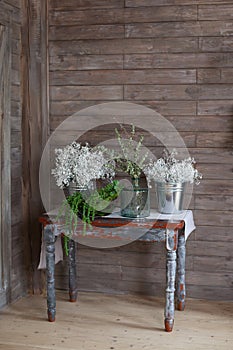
[156,182,185,214]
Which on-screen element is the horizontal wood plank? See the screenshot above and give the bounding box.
[189,148,233,164]
[199,36,233,52]
[50,85,123,100]
[49,24,124,40]
[196,132,233,148]
[49,6,197,26]
[195,195,233,210]
[193,256,233,273]
[196,164,233,180]
[198,100,233,115]
[125,21,233,38]
[195,226,233,242]
[49,0,125,10]
[124,53,233,69]
[49,37,198,54]
[50,100,197,117]
[198,4,233,20]
[126,0,233,6]
[194,180,233,195]
[194,209,233,226]
[187,240,233,257]
[198,67,233,85]
[50,55,123,70]
[125,84,233,101]
[50,69,196,85]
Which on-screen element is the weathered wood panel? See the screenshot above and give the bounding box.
[49,6,197,26]
[194,180,233,195]
[189,148,233,164]
[198,4,233,20]
[196,164,233,180]
[49,37,198,54]
[198,100,233,115]
[195,195,233,210]
[187,240,233,257]
[124,53,233,69]
[126,0,233,6]
[195,226,233,242]
[167,116,233,132]
[50,69,196,85]
[199,36,233,52]
[50,85,123,101]
[50,100,197,118]
[125,21,233,38]
[125,84,233,101]
[194,210,233,226]
[50,0,125,10]
[21,0,49,294]
[49,24,124,40]
[197,68,221,83]
[196,132,233,147]
[50,55,124,71]
[193,256,233,272]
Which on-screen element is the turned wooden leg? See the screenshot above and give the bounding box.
[177,234,186,311]
[69,239,78,302]
[165,229,178,332]
[44,225,56,322]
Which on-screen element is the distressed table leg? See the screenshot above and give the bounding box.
[44,224,56,322]
[164,229,178,332]
[68,239,78,302]
[177,233,186,311]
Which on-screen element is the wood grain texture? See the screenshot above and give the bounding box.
[124,53,233,69]
[50,85,123,101]
[50,69,196,85]
[125,84,233,100]
[49,37,198,54]
[49,6,197,26]
[49,24,124,40]
[199,36,233,52]
[198,4,233,20]
[125,21,233,38]
[50,55,124,71]
[49,0,125,10]
[1,293,233,349]
[198,100,233,115]
[126,0,233,6]
[21,0,49,295]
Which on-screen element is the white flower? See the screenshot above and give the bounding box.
[52,142,115,189]
[144,149,202,185]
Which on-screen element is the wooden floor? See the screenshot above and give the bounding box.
[0,292,232,350]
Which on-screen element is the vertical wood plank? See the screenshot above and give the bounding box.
[0,25,12,307]
[21,0,49,294]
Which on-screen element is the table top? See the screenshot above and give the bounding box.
[39,210,197,246]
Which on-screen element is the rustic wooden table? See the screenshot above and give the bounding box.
[39,212,192,332]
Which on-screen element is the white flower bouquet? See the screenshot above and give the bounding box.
[52,141,115,189]
[144,149,202,185]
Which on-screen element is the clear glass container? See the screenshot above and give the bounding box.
[120,185,150,218]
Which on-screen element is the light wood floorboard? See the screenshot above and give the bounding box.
[0,292,232,350]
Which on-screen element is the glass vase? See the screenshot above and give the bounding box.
[120,178,150,218]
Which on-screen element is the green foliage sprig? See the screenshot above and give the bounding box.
[57,180,122,255]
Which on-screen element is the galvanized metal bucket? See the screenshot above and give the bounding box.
[156,182,186,214]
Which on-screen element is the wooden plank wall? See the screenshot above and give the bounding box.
[49,0,233,300]
[0,0,26,303]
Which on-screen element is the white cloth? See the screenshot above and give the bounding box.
[38,210,195,269]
